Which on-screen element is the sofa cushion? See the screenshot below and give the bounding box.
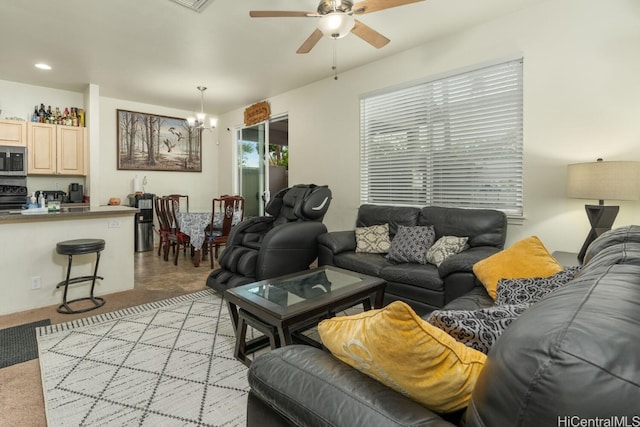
[318,301,486,413]
[333,252,392,277]
[418,206,507,248]
[387,225,436,264]
[495,266,581,306]
[426,303,529,354]
[472,236,563,299]
[379,263,443,291]
[355,223,391,254]
[357,204,420,237]
[426,236,469,267]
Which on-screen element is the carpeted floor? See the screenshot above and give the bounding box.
[0,319,51,368]
[37,289,249,426]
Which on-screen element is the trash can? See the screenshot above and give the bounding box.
[132,193,155,252]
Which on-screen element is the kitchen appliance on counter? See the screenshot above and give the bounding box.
[36,190,67,203]
[68,183,83,203]
[130,193,155,252]
[0,146,27,176]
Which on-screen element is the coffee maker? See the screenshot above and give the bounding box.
[68,183,83,203]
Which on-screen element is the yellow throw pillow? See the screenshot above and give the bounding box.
[473,235,563,299]
[318,301,486,413]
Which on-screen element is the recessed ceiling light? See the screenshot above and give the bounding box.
[35,63,52,70]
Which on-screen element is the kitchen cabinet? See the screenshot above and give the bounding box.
[27,123,86,175]
[0,119,27,146]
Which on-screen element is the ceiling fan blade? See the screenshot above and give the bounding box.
[296,29,323,54]
[352,0,424,15]
[351,20,390,49]
[249,11,311,18]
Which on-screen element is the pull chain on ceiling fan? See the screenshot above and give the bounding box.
[249,0,425,54]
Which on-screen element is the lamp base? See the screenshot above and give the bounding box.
[577,204,619,264]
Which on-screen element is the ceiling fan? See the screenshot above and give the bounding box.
[249,0,425,54]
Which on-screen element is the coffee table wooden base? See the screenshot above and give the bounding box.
[225,266,386,367]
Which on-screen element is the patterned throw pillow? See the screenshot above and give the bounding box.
[494,267,581,306]
[426,304,530,354]
[426,236,469,267]
[355,223,391,254]
[386,225,436,264]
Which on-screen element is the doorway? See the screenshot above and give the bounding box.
[236,115,288,217]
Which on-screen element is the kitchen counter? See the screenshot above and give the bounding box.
[0,205,139,315]
[0,205,137,223]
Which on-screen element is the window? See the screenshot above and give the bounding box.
[360,59,523,217]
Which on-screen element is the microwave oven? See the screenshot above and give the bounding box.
[0,146,27,176]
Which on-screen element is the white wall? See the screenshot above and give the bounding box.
[98,97,219,211]
[217,0,640,253]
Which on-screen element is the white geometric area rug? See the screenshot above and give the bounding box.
[36,289,249,427]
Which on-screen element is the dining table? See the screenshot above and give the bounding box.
[176,211,211,267]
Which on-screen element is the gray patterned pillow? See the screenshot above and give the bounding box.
[426,236,469,267]
[426,304,529,354]
[386,225,436,264]
[495,267,581,306]
[355,223,391,254]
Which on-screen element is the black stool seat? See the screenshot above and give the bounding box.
[55,238,106,314]
[57,239,106,255]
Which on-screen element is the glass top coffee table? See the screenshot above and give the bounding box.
[225,265,386,367]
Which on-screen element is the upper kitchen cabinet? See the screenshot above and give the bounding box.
[27,123,86,175]
[0,119,27,146]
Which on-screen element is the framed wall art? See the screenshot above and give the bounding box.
[117,109,202,172]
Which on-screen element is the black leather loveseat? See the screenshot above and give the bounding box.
[318,204,507,314]
[246,225,640,426]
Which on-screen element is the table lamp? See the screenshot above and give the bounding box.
[567,158,640,263]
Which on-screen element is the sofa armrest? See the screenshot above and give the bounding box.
[317,231,357,266]
[248,345,456,427]
[438,246,502,277]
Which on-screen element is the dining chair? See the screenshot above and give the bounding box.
[154,196,174,260]
[167,194,189,213]
[166,197,191,265]
[206,195,245,268]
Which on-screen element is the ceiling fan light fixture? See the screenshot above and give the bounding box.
[317,13,354,39]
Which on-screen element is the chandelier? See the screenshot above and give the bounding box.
[187,86,217,130]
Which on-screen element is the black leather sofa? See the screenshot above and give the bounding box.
[206,184,332,294]
[246,225,640,426]
[317,204,507,315]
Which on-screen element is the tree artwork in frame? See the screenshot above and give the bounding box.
[117,109,202,172]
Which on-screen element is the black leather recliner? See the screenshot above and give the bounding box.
[206,184,332,294]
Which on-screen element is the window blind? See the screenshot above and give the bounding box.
[360,59,523,216]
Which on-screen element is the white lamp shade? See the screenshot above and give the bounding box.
[209,117,218,128]
[567,160,640,202]
[317,12,355,39]
[186,117,196,126]
[196,112,206,122]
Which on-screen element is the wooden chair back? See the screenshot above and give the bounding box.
[167,194,189,213]
[208,195,245,266]
[154,196,174,259]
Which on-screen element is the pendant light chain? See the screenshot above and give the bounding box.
[332,38,339,80]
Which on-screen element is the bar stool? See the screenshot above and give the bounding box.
[55,238,106,314]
